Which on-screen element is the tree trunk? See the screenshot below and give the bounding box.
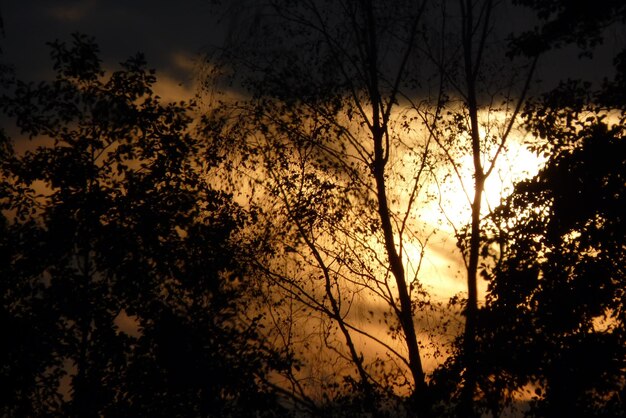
[372,127,430,417]
[458,1,487,414]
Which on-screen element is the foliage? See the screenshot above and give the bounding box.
[426,2,626,415]
[0,34,289,417]
[205,2,557,416]
[474,61,626,417]
[204,1,442,415]
[510,0,626,56]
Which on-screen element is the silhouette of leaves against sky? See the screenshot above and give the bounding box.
[0,34,289,417]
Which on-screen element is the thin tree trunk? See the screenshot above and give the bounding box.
[363,1,429,412]
[372,129,430,416]
[458,1,486,415]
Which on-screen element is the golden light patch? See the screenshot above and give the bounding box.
[152,73,196,103]
[114,309,142,338]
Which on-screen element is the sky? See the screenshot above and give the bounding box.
[2,0,623,99]
[0,0,226,96]
[2,1,624,82]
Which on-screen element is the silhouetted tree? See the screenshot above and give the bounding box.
[396,2,541,415]
[463,3,626,406]
[203,1,564,416]
[204,1,440,416]
[426,1,626,415]
[475,76,626,417]
[443,3,626,417]
[201,1,624,415]
[0,34,289,417]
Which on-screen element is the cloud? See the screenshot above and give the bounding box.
[152,72,196,103]
[170,51,197,74]
[46,0,98,23]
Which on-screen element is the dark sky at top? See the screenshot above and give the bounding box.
[1,1,624,98]
[0,0,226,86]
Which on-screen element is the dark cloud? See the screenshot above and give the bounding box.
[1,1,622,97]
[0,0,225,83]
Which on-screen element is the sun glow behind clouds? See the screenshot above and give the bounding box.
[423,121,545,234]
[398,111,545,303]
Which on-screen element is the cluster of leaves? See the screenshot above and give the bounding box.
[0,34,289,417]
[510,0,626,56]
[470,56,626,417]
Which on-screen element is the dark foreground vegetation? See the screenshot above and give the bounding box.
[1,1,625,417]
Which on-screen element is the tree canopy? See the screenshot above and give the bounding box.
[471,65,626,416]
[0,34,289,417]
